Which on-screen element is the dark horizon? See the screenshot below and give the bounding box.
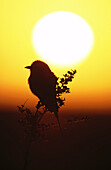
[0,105,111,114]
[0,108,111,170]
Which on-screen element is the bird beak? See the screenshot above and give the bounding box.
[25,66,31,69]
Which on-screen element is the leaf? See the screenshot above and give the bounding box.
[63,74,68,77]
[67,77,72,81]
[64,79,68,84]
[73,70,77,74]
[60,78,64,83]
[68,71,73,75]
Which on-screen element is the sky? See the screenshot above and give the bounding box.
[1,0,111,111]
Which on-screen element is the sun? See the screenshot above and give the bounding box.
[32,11,94,66]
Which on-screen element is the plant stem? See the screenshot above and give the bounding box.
[22,139,31,170]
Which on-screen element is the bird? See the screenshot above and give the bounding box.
[25,60,61,129]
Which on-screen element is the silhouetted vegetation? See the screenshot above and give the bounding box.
[17,69,76,170]
[17,69,77,138]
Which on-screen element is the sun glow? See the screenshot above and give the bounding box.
[32,12,94,66]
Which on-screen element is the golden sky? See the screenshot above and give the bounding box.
[1,0,111,111]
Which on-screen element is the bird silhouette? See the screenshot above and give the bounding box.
[25,60,61,129]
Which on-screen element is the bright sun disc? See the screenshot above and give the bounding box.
[32,11,94,66]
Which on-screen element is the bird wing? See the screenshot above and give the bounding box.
[29,70,58,113]
[39,71,57,112]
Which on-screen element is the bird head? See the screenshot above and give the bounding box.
[25,60,50,73]
[25,61,41,72]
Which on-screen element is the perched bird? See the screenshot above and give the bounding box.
[25,60,61,129]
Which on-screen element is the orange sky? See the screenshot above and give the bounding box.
[1,0,111,111]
